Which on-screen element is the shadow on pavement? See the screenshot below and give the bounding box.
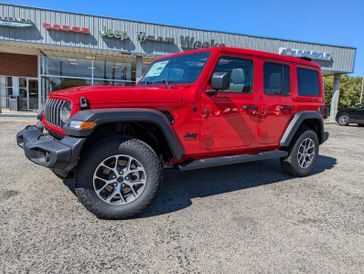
[63,155,336,218]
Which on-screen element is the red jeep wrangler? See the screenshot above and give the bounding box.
[17,47,329,219]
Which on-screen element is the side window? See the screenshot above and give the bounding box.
[264,62,290,95]
[297,68,320,97]
[211,56,253,93]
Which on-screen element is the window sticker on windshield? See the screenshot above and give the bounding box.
[145,60,169,77]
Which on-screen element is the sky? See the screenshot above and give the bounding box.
[2,0,364,76]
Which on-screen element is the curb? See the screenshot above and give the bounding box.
[0,114,37,118]
[324,121,338,124]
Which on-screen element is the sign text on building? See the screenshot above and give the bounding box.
[43,23,90,34]
[0,16,33,28]
[180,36,225,49]
[279,47,332,61]
[137,32,174,43]
[100,27,128,40]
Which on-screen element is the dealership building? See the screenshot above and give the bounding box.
[0,3,356,119]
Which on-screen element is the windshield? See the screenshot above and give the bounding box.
[139,51,211,85]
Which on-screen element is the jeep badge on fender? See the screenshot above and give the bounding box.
[16,47,329,219]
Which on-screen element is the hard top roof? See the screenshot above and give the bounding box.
[156,47,321,69]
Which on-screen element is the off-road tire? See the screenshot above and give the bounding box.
[337,113,350,126]
[280,128,319,177]
[75,136,162,219]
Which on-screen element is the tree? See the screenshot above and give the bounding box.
[324,75,362,108]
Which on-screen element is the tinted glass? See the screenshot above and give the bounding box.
[44,77,92,92]
[297,68,320,97]
[140,52,210,85]
[264,62,290,95]
[212,56,253,93]
[43,57,93,78]
[93,60,132,81]
[42,56,133,82]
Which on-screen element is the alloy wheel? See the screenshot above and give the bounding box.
[93,154,146,206]
[338,114,349,125]
[297,138,316,168]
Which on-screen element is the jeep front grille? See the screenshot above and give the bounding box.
[45,98,65,127]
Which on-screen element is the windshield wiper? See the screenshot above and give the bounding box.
[138,80,151,86]
[154,80,174,89]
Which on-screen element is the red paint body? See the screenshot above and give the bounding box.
[44,47,324,163]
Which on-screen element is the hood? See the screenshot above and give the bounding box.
[49,84,197,106]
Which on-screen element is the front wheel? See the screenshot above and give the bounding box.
[280,129,319,177]
[75,136,162,219]
[337,114,350,126]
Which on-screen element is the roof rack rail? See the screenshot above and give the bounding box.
[300,57,312,61]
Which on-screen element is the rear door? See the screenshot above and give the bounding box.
[258,61,294,145]
[351,104,364,122]
[200,55,260,150]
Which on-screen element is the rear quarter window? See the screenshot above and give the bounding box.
[297,68,320,97]
[264,62,290,95]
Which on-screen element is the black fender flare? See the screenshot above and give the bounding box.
[280,111,325,147]
[63,108,184,160]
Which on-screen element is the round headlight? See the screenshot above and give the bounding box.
[60,101,72,123]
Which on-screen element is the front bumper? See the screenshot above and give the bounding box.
[16,124,85,176]
[322,131,329,143]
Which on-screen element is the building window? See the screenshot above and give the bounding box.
[0,76,12,108]
[93,60,132,82]
[211,56,253,93]
[297,68,320,97]
[43,57,93,78]
[42,77,92,92]
[0,76,38,110]
[264,62,290,95]
[40,55,134,96]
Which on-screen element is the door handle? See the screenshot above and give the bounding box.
[261,109,269,117]
[279,105,292,111]
[202,106,213,118]
[243,105,258,111]
[243,105,258,116]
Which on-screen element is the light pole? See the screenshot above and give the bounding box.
[360,77,364,104]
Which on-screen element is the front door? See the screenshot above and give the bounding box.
[200,55,259,151]
[16,77,39,111]
[350,104,364,122]
[18,77,28,110]
[28,79,39,110]
[258,61,294,145]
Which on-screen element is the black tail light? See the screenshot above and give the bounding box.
[319,105,329,119]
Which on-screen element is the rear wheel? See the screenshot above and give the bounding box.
[280,128,319,177]
[75,136,162,219]
[358,123,364,127]
[337,114,350,126]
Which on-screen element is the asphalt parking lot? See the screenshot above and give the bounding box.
[0,117,363,273]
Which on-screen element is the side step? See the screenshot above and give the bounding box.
[178,150,288,171]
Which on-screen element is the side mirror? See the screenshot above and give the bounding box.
[210,72,230,91]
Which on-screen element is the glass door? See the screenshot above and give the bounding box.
[18,77,28,110]
[28,79,39,110]
[0,76,38,111]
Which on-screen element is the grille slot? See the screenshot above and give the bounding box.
[45,98,65,127]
